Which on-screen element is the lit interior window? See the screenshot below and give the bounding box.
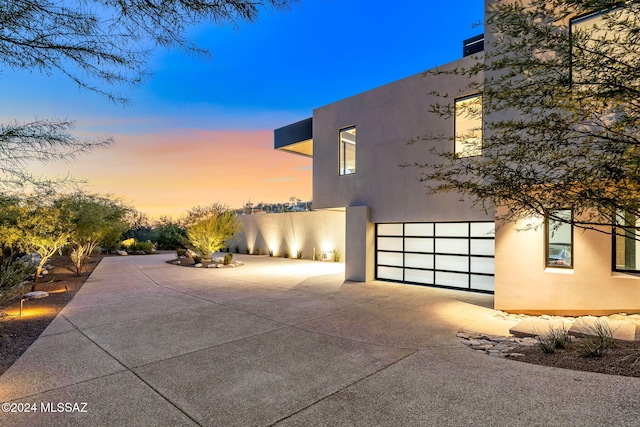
[339,126,356,175]
[615,210,640,271]
[547,209,573,268]
[454,94,483,157]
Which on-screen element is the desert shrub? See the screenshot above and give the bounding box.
[332,250,342,262]
[535,324,571,354]
[185,204,240,260]
[121,237,135,249]
[255,247,262,255]
[193,255,202,264]
[577,319,615,357]
[176,248,187,257]
[131,241,154,254]
[268,249,274,257]
[283,248,290,258]
[153,217,187,250]
[296,249,303,259]
[223,253,233,265]
[0,255,33,292]
[234,245,240,254]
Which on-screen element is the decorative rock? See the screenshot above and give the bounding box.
[458,329,535,357]
[470,344,494,351]
[216,264,223,268]
[194,263,203,268]
[117,250,128,256]
[207,264,216,268]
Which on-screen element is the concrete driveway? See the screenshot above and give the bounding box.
[1,254,640,426]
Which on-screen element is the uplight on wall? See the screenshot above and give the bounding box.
[269,240,278,257]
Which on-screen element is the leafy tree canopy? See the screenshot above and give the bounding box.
[409,0,640,235]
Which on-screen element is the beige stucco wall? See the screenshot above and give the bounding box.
[495,206,640,315]
[311,56,492,224]
[235,211,345,261]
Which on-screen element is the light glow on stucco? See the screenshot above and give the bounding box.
[269,240,279,256]
[237,212,345,261]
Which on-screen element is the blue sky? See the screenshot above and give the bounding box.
[0,0,484,217]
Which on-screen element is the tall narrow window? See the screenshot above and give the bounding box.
[454,94,483,157]
[571,7,632,88]
[339,126,356,175]
[546,210,573,268]
[614,210,640,272]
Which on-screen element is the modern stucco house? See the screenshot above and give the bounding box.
[272,0,640,316]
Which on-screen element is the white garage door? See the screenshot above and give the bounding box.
[376,222,495,293]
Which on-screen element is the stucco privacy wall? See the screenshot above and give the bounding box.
[235,211,345,260]
[494,207,640,315]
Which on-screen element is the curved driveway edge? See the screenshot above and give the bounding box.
[1,254,639,426]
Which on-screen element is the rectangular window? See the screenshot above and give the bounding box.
[546,210,573,268]
[614,210,640,272]
[339,126,356,175]
[570,6,632,87]
[454,94,483,157]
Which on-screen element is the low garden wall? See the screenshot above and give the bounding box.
[234,210,345,261]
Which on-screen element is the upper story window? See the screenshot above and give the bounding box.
[570,6,631,87]
[339,126,356,175]
[614,210,640,272]
[546,209,573,268]
[454,94,483,158]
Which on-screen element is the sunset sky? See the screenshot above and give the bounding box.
[1,0,484,219]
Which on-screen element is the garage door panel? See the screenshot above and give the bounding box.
[436,271,469,289]
[405,269,434,285]
[377,266,403,281]
[377,237,402,251]
[405,237,433,253]
[378,251,403,267]
[405,253,434,269]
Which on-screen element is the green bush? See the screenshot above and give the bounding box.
[193,255,202,264]
[283,248,290,258]
[0,256,34,302]
[255,247,263,255]
[0,255,33,292]
[296,249,303,259]
[223,253,233,265]
[332,250,342,262]
[132,241,154,254]
[268,249,274,257]
[176,248,187,257]
[234,245,240,254]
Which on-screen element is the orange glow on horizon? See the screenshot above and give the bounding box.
[24,128,312,219]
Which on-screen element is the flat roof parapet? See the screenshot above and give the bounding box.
[463,34,484,57]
